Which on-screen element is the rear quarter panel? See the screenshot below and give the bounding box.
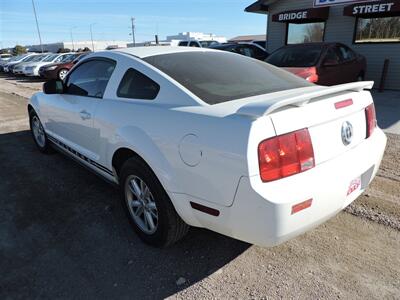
[96,100,254,207]
[93,51,260,207]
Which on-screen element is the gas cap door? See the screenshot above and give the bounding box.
[179,134,202,167]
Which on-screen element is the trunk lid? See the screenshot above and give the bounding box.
[237,81,374,166]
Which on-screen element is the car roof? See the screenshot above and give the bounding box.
[280,42,342,49]
[114,46,215,58]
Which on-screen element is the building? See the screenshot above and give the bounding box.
[25,40,129,52]
[166,32,227,46]
[127,32,227,48]
[228,34,266,42]
[245,0,400,90]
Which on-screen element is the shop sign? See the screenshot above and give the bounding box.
[272,7,330,22]
[314,0,375,7]
[343,1,400,16]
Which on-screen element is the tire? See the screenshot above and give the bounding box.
[58,69,68,80]
[29,110,54,154]
[120,157,189,247]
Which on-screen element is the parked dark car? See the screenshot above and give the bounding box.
[209,43,269,61]
[266,43,366,86]
[252,40,267,49]
[39,52,88,80]
[178,40,220,48]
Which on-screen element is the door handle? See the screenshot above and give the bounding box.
[79,110,91,120]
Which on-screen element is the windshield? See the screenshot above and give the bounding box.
[144,52,311,105]
[30,54,47,62]
[7,56,19,62]
[266,45,323,68]
[60,53,78,63]
[43,54,59,62]
[200,41,219,47]
[22,55,38,62]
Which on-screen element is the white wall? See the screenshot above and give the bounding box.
[265,0,400,90]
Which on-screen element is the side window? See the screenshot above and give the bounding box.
[324,48,340,65]
[189,41,200,47]
[337,46,355,62]
[54,55,64,63]
[239,46,254,57]
[250,45,268,59]
[117,68,160,100]
[65,59,116,98]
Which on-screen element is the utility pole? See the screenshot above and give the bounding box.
[31,0,44,53]
[131,17,136,47]
[90,23,96,51]
[70,26,77,51]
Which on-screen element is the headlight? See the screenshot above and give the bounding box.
[45,66,57,71]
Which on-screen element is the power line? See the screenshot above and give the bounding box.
[31,0,44,53]
[131,17,136,47]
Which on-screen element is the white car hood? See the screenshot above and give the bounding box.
[24,62,54,68]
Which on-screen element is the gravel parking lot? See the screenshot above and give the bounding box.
[1,75,399,299]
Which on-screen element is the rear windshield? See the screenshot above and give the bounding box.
[60,54,78,62]
[200,41,219,47]
[266,45,323,68]
[43,54,59,62]
[144,52,311,104]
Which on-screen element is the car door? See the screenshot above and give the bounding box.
[318,47,342,86]
[336,45,359,83]
[248,44,269,60]
[45,58,116,161]
[237,45,255,59]
[189,41,201,47]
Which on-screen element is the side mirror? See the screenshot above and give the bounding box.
[43,79,64,94]
[323,59,339,67]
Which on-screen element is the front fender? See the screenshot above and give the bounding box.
[109,125,181,194]
[28,93,42,115]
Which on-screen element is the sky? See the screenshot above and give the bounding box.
[0,0,267,48]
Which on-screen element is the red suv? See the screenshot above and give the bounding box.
[39,53,88,80]
[266,43,366,86]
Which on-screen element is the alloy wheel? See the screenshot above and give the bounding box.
[59,69,68,80]
[32,116,46,147]
[125,175,158,234]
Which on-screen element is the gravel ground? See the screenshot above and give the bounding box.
[0,76,399,299]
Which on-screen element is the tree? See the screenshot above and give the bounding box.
[12,45,27,55]
[57,48,71,53]
[304,23,324,43]
[82,47,92,52]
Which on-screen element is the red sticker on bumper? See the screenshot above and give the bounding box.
[347,178,361,196]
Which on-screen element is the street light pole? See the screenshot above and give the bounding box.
[70,27,77,51]
[131,17,136,47]
[90,23,96,51]
[31,0,44,53]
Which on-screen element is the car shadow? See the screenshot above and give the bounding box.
[372,90,400,134]
[1,75,45,83]
[0,130,250,299]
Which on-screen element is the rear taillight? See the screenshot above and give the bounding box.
[365,103,376,138]
[305,67,319,83]
[258,129,315,182]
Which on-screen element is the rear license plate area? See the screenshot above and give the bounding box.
[347,165,375,196]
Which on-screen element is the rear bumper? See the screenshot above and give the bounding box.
[39,70,54,79]
[229,128,386,246]
[179,128,386,247]
[24,68,39,76]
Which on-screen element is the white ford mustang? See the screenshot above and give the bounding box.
[28,47,386,247]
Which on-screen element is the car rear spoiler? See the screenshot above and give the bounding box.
[236,81,374,118]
